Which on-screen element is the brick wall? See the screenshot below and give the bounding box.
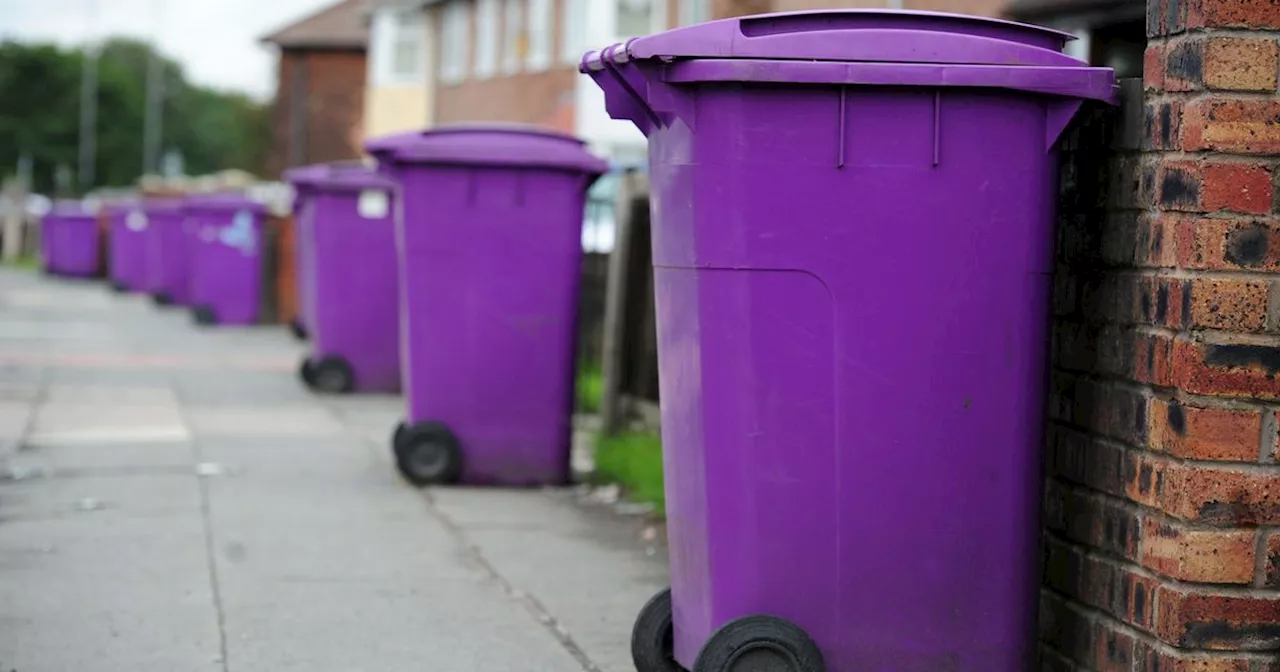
[1042,0,1280,669]
[267,48,367,177]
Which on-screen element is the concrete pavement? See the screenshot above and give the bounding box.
[0,267,667,672]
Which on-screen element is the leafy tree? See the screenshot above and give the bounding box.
[0,37,269,195]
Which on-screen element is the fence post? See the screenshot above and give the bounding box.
[599,169,648,435]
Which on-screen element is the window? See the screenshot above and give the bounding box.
[561,0,585,64]
[391,11,426,80]
[502,0,523,74]
[440,2,470,84]
[616,0,664,39]
[679,0,711,26]
[475,0,499,78]
[526,0,551,71]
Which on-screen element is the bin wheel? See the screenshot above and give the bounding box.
[632,588,686,672]
[110,280,127,293]
[192,305,218,326]
[693,615,825,672]
[151,292,173,306]
[391,421,408,451]
[288,319,307,341]
[306,355,354,394]
[394,421,463,486]
[298,357,316,386]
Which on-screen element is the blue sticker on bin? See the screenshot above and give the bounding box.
[218,210,258,256]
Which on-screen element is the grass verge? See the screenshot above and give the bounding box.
[592,431,666,517]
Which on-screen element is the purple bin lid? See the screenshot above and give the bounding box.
[365,123,608,175]
[616,10,1082,67]
[284,161,392,192]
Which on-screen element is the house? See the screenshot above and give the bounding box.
[365,1,436,138]
[261,0,372,176]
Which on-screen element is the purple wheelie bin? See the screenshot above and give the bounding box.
[283,164,330,341]
[141,198,188,306]
[289,162,401,394]
[107,200,149,293]
[42,202,101,277]
[185,194,268,326]
[583,10,1116,672]
[367,125,606,487]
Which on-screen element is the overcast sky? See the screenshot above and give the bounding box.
[0,0,340,99]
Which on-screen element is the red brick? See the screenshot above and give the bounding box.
[1148,100,1185,152]
[1140,517,1256,583]
[1146,43,1168,91]
[1132,640,1255,671]
[1136,331,1176,386]
[1149,398,1264,461]
[1049,425,1135,499]
[1161,462,1280,526]
[1171,337,1280,399]
[1166,37,1206,91]
[1177,218,1280,271]
[1189,0,1280,29]
[1082,555,1159,630]
[1159,160,1204,211]
[1202,163,1273,215]
[1186,278,1269,331]
[1183,99,1280,155]
[1205,36,1280,91]
[1156,586,1280,650]
[1093,621,1135,672]
[1040,590,1094,667]
[1265,530,1280,588]
[1044,480,1142,560]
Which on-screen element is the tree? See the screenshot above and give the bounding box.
[0,38,270,195]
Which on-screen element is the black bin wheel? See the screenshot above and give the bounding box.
[394,421,463,486]
[632,587,686,672]
[693,615,825,672]
[288,318,307,341]
[298,357,316,386]
[110,280,127,293]
[151,292,173,306]
[192,305,218,325]
[305,355,354,394]
[391,421,409,451]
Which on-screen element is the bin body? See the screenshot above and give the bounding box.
[43,205,101,277]
[302,164,401,392]
[186,195,267,325]
[583,11,1116,671]
[143,199,189,304]
[107,201,149,291]
[284,164,328,337]
[368,126,606,485]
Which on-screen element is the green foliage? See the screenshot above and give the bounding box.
[0,37,269,195]
[593,432,666,517]
[576,365,604,414]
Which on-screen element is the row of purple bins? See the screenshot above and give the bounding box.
[42,193,271,327]
[40,9,1119,672]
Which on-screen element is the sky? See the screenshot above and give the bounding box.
[0,0,341,99]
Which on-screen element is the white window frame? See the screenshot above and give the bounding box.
[440,1,470,84]
[376,8,428,85]
[615,0,666,40]
[560,0,585,65]
[679,0,711,26]
[475,0,500,78]
[502,0,523,75]
[525,0,552,71]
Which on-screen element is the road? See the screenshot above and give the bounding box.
[0,267,666,672]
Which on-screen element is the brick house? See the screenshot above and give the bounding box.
[261,0,371,176]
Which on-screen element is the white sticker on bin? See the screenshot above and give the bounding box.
[126,210,148,232]
[358,190,389,219]
[218,210,258,257]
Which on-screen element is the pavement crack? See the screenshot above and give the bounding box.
[176,393,230,672]
[419,490,604,672]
